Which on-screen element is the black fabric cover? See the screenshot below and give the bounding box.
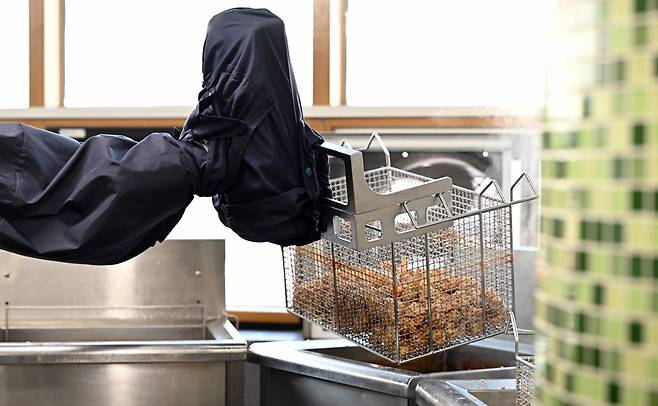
[0,8,329,265]
[182,8,330,246]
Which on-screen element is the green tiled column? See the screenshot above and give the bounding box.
[538,0,658,404]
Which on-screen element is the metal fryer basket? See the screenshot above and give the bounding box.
[282,136,538,363]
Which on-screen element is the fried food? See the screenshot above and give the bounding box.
[291,247,508,359]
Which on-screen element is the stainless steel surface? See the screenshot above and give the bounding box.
[0,320,247,406]
[416,380,489,406]
[0,240,247,406]
[0,324,246,406]
[511,248,537,329]
[435,379,517,405]
[250,336,531,406]
[0,362,227,406]
[260,368,409,406]
[3,304,208,341]
[0,240,226,320]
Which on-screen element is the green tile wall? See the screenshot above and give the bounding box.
[538,0,658,405]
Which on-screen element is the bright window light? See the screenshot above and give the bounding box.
[346,0,554,108]
[65,0,313,107]
[0,1,29,109]
[168,197,286,310]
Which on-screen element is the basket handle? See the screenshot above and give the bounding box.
[400,191,452,230]
[316,141,364,211]
[510,172,539,204]
[339,132,391,167]
[478,179,506,209]
[479,173,540,207]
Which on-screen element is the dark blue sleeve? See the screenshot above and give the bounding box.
[0,123,206,265]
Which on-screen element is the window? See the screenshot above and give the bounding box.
[65,0,313,107]
[168,197,286,310]
[0,1,29,109]
[345,1,554,107]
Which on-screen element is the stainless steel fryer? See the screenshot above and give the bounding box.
[250,335,532,406]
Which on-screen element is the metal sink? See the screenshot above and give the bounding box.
[0,320,246,406]
[249,336,531,406]
[0,319,245,361]
[0,240,247,406]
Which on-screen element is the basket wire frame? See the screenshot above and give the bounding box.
[283,164,518,363]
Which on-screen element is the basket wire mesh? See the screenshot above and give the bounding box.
[516,355,536,406]
[508,310,536,406]
[283,163,521,363]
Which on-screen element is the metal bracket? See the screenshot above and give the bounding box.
[400,191,452,230]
